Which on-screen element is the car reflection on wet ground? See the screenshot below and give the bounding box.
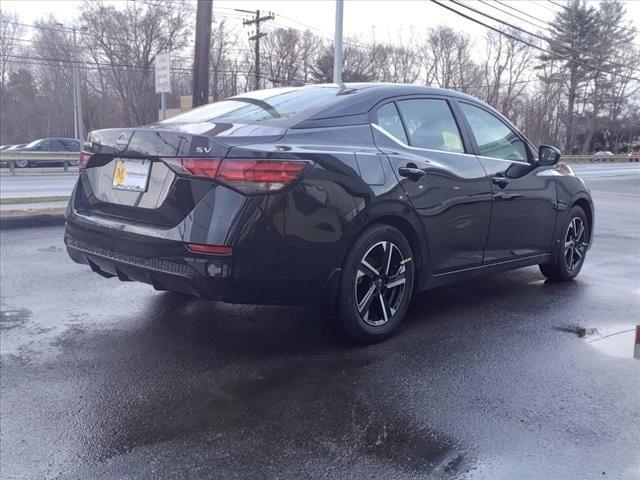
[1,173,639,479]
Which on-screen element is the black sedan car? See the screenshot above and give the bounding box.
[14,138,80,167]
[65,84,593,343]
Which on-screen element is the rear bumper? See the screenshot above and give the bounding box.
[64,219,341,309]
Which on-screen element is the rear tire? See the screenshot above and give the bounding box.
[540,205,589,281]
[335,224,415,344]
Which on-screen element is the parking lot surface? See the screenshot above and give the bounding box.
[1,172,639,479]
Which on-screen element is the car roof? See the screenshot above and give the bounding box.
[291,82,501,129]
[38,138,79,141]
[307,83,482,118]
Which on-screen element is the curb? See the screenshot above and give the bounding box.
[0,213,66,230]
[0,195,70,205]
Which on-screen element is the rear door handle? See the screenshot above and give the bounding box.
[490,176,509,188]
[398,166,426,181]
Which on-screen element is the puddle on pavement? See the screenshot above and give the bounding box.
[556,324,639,359]
[0,307,32,330]
[94,360,464,475]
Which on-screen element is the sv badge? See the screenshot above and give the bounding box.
[195,146,213,154]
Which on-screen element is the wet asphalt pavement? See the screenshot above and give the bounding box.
[1,172,639,480]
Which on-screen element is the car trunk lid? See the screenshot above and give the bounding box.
[76,124,285,226]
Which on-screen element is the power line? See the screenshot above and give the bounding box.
[480,0,556,34]
[3,57,305,84]
[450,0,640,73]
[547,0,569,10]
[1,20,89,35]
[494,0,640,48]
[430,0,640,81]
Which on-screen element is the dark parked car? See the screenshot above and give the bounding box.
[1,144,26,168]
[14,138,80,167]
[0,145,13,167]
[64,84,594,343]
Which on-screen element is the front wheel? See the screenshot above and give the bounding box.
[335,224,415,344]
[540,205,589,281]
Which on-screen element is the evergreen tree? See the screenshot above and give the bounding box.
[539,0,599,153]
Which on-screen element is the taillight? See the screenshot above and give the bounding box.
[217,159,312,194]
[79,151,93,169]
[163,157,221,178]
[163,157,312,194]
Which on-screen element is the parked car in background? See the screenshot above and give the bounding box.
[65,83,594,343]
[0,144,26,168]
[594,150,614,157]
[0,145,11,167]
[12,138,81,167]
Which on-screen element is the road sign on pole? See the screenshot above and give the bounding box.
[155,53,171,120]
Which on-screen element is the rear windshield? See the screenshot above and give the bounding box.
[161,86,340,124]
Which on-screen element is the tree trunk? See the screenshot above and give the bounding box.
[565,66,578,154]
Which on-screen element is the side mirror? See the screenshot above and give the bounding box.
[538,145,561,166]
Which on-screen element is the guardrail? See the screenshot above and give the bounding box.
[0,151,79,175]
[0,151,638,175]
[563,155,640,163]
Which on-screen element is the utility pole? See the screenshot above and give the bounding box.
[333,0,344,84]
[72,27,85,141]
[238,9,274,90]
[57,23,85,140]
[192,0,213,108]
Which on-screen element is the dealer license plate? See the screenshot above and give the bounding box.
[112,158,151,192]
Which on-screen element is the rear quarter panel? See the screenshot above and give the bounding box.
[227,124,426,286]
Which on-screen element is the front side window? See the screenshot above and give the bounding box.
[459,103,527,162]
[373,103,408,144]
[49,140,66,151]
[396,99,464,153]
[25,139,45,149]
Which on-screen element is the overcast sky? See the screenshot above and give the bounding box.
[2,0,639,47]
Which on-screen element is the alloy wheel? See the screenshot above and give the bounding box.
[354,240,409,326]
[564,217,588,271]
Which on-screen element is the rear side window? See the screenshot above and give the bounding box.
[374,103,408,144]
[62,140,80,151]
[459,103,527,161]
[396,99,464,153]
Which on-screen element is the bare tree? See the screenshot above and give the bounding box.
[422,26,482,93]
[80,0,191,126]
[480,29,535,120]
[0,11,23,91]
[262,28,304,86]
[209,19,241,100]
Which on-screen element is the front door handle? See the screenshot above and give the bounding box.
[491,176,510,188]
[494,192,523,201]
[398,165,426,181]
